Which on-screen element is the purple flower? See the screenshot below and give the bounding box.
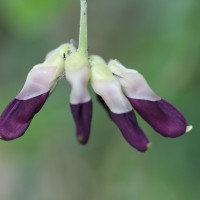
[0,93,49,140]
[0,43,192,152]
[89,55,192,152]
[108,59,192,138]
[90,55,149,152]
[65,51,92,144]
[0,43,76,140]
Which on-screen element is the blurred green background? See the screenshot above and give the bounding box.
[0,0,199,199]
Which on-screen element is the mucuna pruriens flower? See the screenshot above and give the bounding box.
[90,55,149,152]
[0,43,76,140]
[0,42,192,152]
[0,93,49,140]
[65,51,92,144]
[88,55,193,152]
[108,59,193,138]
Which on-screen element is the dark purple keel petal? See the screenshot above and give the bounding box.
[0,92,49,140]
[97,95,149,152]
[128,98,187,137]
[110,111,149,152]
[70,100,93,145]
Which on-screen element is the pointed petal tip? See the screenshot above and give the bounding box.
[77,134,88,145]
[147,142,152,149]
[186,125,193,133]
[138,142,151,152]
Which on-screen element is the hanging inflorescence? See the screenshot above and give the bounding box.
[0,0,192,152]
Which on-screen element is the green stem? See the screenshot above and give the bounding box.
[78,0,88,56]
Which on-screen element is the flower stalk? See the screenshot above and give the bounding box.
[78,0,88,56]
[64,0,92,145]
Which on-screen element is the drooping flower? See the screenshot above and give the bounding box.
[65,50,92,145]
[90,55,149,152]
[108,59,193,137]
[0,43,76,140]
[0,0,192,154]
[64,0,93,145]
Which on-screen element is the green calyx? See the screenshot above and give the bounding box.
[65,51,90,70]
[90,55,115,81]
[45,43,76,65]
[108,59,126,76]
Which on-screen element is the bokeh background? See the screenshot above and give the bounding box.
[0,0,199,199]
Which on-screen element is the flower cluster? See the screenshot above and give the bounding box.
[89,55,192,151]
[0,0,192,152]
[0,44,192,152]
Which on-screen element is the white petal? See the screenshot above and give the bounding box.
[65,52,91,104]
[108,60,161,101]
[90,55,132,114]
[92,79,132,114]
[16,65,57,100]
[65,67,91,104]
[17,47,67,100]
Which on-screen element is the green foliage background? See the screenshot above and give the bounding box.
[0,0,199,199]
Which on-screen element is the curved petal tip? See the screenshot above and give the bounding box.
[147,142,152,149]
[186,125,193,133]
